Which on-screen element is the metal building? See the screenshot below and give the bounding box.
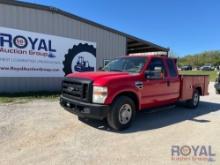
[0,0,168,93]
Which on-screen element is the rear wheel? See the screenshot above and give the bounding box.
[186,89,200,108]
[107,96,136,131]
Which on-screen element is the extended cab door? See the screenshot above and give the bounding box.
[141,57,175,109]
[165,58,180,101]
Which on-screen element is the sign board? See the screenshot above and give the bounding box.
[0,26,96,77]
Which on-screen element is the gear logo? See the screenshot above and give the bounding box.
[63,43,96,76]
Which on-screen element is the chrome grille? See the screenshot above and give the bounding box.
[61,78,92,102]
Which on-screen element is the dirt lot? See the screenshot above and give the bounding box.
[0,82,219,165]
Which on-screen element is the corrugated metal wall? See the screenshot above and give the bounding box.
[0,3,126,93]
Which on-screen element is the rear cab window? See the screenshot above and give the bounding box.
[166,58,178,78]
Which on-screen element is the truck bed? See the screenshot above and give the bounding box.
[179,74,209,101]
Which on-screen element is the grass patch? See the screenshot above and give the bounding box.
[0,97,15,103]
[180,70,218,82]
[0,91,59,104]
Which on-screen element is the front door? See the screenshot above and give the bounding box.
[141,57,171,109]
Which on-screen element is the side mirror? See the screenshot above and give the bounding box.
[144,70,163,80]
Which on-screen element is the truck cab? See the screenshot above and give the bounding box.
[60,54,209,130]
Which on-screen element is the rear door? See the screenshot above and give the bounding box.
[165,58,180,101]
[141,57,172,109]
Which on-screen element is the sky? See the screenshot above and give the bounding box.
[22,0,220,56]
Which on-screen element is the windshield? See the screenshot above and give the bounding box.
[103,57,146,73]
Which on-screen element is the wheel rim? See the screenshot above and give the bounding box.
[193,92,199,106]
[118,104,132,125]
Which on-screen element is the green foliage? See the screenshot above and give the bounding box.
[0,91,59,104]
[178,50,220,67]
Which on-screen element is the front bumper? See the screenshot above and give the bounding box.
[60,95,109,120]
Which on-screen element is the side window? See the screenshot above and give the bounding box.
[147,58,167,76]
[167,59,177,77]
[103,59,111,67]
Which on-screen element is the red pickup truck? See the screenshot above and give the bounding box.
[60,55,209,130]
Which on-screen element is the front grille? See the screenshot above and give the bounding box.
[61,77,92,102]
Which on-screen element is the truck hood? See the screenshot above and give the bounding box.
[66,71,141,86]
[67,71,130,81]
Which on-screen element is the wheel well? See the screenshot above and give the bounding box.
[113,92,139,111]
[195,87,202,95]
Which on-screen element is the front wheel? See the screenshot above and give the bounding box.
[186,89,200,108]
[107,96,136,131]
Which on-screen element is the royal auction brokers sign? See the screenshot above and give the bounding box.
[0,26,96,77]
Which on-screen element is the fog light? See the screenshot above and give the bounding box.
[66,102,71,107]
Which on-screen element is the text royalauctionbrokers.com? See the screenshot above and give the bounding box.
[0,66,59,72]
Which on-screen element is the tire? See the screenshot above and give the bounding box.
[63,43,96,76]
[107,96,136,131]
[186,89,200,108]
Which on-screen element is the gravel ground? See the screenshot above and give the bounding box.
[0,82,219,165]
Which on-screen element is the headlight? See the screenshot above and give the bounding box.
[92,86,108,104]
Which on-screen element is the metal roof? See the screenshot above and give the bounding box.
[0,0,169,53]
